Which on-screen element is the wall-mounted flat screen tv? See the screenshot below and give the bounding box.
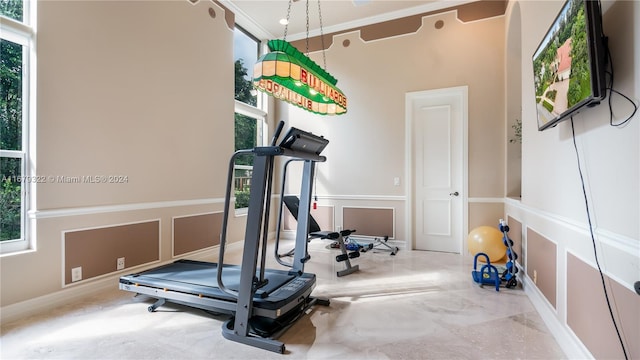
[532,0,607,131]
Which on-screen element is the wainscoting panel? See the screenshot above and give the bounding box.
[567,252,639,359]
[507,216,523,269]
[505,198,639,359]
[343,207,394,238]
[63,220,160,285]
[284,205,334,232]
[173,212,222,257]
[526,227,557,308]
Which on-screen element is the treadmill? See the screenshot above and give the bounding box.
[119,121,330,353]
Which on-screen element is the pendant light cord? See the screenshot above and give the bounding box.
[283,0,293,41]
[305,0,310,54]
[318,0,327,70]
[284,0,328,71]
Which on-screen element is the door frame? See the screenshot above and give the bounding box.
[404,86,469,251]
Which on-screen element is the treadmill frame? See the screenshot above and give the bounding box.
[119,124,329,354]
[119,271,316,319]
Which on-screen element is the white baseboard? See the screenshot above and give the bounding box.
[1,274,120,324]
[0,242,240,324]
[522,275,593,359]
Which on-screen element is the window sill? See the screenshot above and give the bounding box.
[234,208,248,217]
[0,245,36,257]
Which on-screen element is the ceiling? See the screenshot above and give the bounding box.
[221,0,476,40]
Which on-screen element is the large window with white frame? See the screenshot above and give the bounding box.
[233,25,266,210]
[1,0,35,253]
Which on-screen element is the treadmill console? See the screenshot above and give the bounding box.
[279,127,329,155]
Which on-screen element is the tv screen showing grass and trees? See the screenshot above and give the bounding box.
[533,0,594,128]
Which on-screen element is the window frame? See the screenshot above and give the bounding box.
[233,24,267,213]
[1,1,36,255]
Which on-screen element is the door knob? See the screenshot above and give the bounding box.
[449,191,459,196]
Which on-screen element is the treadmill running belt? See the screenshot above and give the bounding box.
[120,259,297,302]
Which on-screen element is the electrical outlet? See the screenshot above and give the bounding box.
[533,269,538,284]
[393,177,400,186]
[71,267,82,282]
[117,257,125,270]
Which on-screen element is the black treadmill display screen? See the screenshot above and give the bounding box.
[278,127,329,155]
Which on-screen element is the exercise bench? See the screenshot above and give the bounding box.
[280,195,361,277]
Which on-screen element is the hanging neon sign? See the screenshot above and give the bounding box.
[253,39,347,115]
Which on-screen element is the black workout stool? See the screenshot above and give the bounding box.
[282,195,360,277]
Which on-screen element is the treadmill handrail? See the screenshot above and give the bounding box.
[274,158,305,267]
[217,149,253,298]
[217,132,326,298]
[258,121,283,284]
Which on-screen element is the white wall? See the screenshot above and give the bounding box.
[0,0,244,307]
[507,0,639,358]
[278,10,507,244]
[520,0,638,240]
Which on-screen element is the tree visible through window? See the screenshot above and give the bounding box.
[235,59,257,152]
[1,0,28,244]
[234,26,263,209]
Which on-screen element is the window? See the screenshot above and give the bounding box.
[233,26,266,210]
[1,0,35,253]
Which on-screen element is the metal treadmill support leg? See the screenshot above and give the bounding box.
[222,154,288,353]
[220,130,327,353]
[148,298,165,312]
[291,160,316,274]
[221,320,286,354]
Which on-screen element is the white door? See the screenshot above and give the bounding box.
[407,86,466,253]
